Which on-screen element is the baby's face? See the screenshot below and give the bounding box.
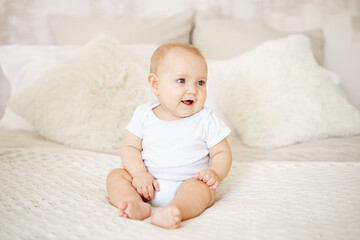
[154,49,208,120]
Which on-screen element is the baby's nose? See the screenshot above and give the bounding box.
[187,85,197,94]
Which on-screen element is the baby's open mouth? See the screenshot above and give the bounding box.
[181,100,194,105]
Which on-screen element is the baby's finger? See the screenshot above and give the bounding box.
[138,186,147,200]
[153,181,160,191]
[196,171,204,180]
[206,177,216,186]
[136,187,143,196]
[209,181,219,190]
[147,185,154,199]
[142,187,150,200]
[202,174,211,183]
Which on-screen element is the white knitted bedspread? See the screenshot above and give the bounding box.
[0,148,359,240]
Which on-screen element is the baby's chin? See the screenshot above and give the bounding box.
[182,105,205,117]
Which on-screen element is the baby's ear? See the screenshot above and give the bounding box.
[148,73,159,95]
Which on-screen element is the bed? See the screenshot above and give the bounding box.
[1,4,360,240]
[1,130,360,239]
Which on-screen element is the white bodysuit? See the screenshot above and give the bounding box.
[126,102,231,207]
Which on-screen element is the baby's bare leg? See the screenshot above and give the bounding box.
[106,168,151,220]
[150,178,215,228]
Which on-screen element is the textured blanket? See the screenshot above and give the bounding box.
[1,147,359,240]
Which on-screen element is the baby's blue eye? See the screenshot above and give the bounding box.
[197,80,206,86]
[177,78,185,83]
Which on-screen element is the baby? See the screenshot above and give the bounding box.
[106,42,232,229]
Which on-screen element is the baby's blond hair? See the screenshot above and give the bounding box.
[150,42,205,74]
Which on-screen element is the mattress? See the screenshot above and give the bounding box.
[0,129,360,240]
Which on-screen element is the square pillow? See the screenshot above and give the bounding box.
[0,45,80,130]
[9,34,156,150]
[192,13,325,65]
[0,43,159,131]
[48,11,193,45]
[209,35,360,148]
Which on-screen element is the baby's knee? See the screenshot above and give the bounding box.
[106,168,132,183]
[194,179,216,207]
[185,178,216,207]
[204,183,216,207]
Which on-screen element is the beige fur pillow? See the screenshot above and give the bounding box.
[210,35,360,148]
[10,34,155,150]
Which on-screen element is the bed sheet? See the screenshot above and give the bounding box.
[0,129,360,240]
[1,129,360,162]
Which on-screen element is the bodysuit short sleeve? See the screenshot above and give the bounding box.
[126,105,146,139]
[126,102,159,139]
[202,108,232,148]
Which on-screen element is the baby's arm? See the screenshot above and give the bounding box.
[195,138,232,189]
[121,131,160,200]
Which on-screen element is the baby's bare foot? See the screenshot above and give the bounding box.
[117,200,152,220]
[150,206,181,229]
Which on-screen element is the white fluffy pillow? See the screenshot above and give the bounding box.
[211,35,360,148]
[0,43,159,131]
[9,34,155,150]
[0,45,80,130]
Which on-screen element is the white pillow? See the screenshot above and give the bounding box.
[0,45,80,130]
[0,42,159,131]
[210,35,360,148]
[8,34,156,150]
[192,12,325,65]
[48,11,193,45]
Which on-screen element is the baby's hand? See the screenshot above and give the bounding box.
[195,168,220,190]
[131,172,160,200]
